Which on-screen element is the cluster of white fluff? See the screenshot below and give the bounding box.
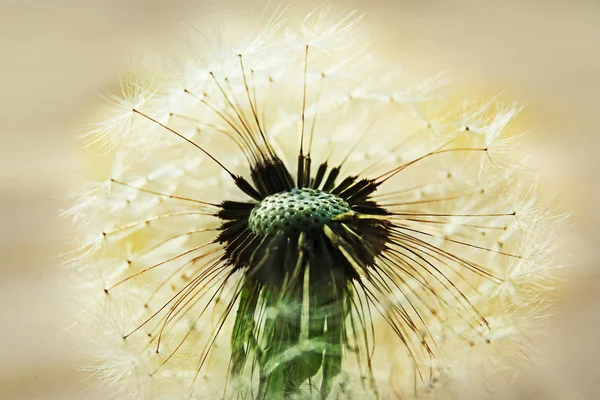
[65,4,565,399]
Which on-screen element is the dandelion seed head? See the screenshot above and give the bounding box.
[66,4,565,399]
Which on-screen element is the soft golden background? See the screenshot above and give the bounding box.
[1,0,598,398]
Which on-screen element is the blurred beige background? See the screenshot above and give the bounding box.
[1,0,599,398]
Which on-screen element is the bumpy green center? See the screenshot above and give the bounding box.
[248,188,352,235]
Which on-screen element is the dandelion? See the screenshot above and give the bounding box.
[67,4,565,399]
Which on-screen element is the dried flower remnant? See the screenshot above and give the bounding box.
[66,5,564,399]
